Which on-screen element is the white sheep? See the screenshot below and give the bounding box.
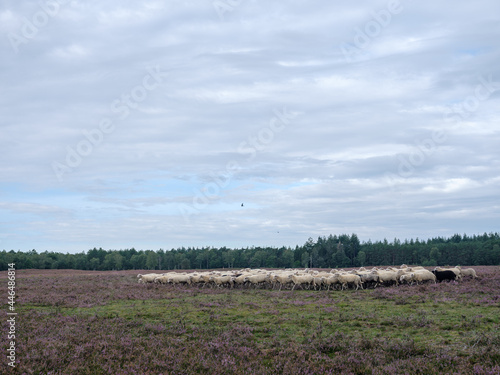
[244,273,268,289]
[137,273,162,284]
[459,267,477,279]
[374,270,399,286]
[167,274,192,285]
[209,275,234,288]
[357,271,379,288]
[337,274,363,290]
[288,274,314,291]
[322,275,340,291]
[154,275,170,284]
[233,274,250,288]
[273,273,294,291]
[412,270,436,284]
[312,276,324,290]
[399,273,414,285]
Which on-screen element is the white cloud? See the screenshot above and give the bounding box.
[1,0,499,252]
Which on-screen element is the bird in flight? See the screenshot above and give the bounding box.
[241,203,244,207]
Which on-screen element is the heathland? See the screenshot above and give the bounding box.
[1,266,499,374]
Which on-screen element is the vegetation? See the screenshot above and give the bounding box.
[2,267,499,374]
[1,232,499,272]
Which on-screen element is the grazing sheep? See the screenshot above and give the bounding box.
[289,274,314,291]
[432,269,457,282]
[209,275,234,288]
[137,273,162,284]
[323,275,340,291]
[244,273,268,289]
[412,270,436,284]
[460,268,477,279]
[190,273,204,285]
[168,274,192,285]
[337,274,363,290]
[357,272,379,288]
[374,270,399,286]
[435,267,462,281]
[399,273,414,285]
[142,265,477,294]
[411,266,426,271]
[154,275,171,284]
[233,274,251,288]
[274,273,294,291]
[312,276,324,290]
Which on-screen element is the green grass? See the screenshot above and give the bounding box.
[21,288,499,353]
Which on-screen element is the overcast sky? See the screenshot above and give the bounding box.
[1,0,499,253]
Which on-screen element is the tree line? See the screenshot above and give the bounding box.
[1,232,499,272]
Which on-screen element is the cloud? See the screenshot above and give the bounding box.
[1,0,499,252]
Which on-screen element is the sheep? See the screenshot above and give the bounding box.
[273,273,294,291]
[244,273,268,289]
[432,269,457,282]
[312,276,324,290]
[337,274,363,290]
[209,275,234,288]
[139,266,475,293]
[399,273,414,285]
[323,275,340,291]
[190,273,204,285]
[374,270,399,286]
[137,273,162,284]
[435,267,462,281]
[411,266,426,271]
[357,272,379,288]
[167,274,192,285]
[411,270,436,284]
[460,268,477,279]
[198,273,216,288]
[154,275,171,284]
[233,274,251,288]
[289,274,314,291]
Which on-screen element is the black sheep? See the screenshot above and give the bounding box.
[431,270,457,282]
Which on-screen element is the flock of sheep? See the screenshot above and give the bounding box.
[137,265,478,291]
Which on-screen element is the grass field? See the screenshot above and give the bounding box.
[2,267,500,374]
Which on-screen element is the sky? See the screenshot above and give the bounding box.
[1,0,499,253]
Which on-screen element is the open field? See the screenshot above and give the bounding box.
[2,266,500,374]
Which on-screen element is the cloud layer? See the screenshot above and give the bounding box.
[1,0,499,252]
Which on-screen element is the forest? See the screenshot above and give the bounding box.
[1,232,499,272]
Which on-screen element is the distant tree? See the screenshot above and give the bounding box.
[281,249,295,268]
[301,251,310,268]
[89,258,100,270]
[356,251,366,267]
[429,247,441,266]
[103,252,124,270]
[145,251,157,270]
[180,258,191,269]
[491,244,500,265]
[223,251,235,268]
